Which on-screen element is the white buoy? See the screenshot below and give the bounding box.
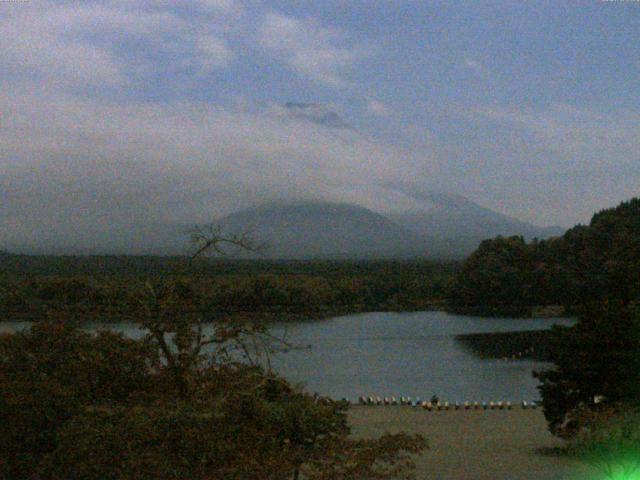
[384,396,390,405]
[489,401,495,410]
[376,396,382,405]
[474,401,480,410]
[531,401,538,410]
[497,401,503,410]
[391,396,397,405]
[455,402,461,410]
[522,401,528,409]
[444,401,450,410]
[482,402,488,410]
[506,401,512,410]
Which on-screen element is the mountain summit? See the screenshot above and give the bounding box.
[216,201,425,259]
[282,103,355,130]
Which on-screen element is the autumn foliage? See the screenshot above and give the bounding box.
[0,251,426,480]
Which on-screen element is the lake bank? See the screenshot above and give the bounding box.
[348,406,591,479]
[455,329,559,361]
[446,304,569,318]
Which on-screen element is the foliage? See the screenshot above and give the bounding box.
[447,198,640,444]
[533,302,640,438]
[0,261,453,323]
[0,228,427,479]
[0,315,426,480]
[446,236,540,313]
[456,329,554,361]
[566,405,640,479]
[447,198,640,313]
[0,322,157,479]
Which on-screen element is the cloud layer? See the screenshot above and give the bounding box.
[1,0,639,252]
[0,85,435,251]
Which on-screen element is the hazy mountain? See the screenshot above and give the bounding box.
[215,201,427,259]
[389,192,564,256]
[3,193,564,259]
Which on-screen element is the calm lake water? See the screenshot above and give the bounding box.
[0,311,573,402]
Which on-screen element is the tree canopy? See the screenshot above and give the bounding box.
[0,228,426,479]
[447,198,640,314]
[533,302,640,437]
[448,198,640,443]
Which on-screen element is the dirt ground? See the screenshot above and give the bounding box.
[348,406,596,480]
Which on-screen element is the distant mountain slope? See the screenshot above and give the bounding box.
[2,193,564,259]
[216,201,427,259]
[389,192,564,256]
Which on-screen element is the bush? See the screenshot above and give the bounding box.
[567,405,640,479]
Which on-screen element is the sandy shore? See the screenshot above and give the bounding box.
[348,406,594,480]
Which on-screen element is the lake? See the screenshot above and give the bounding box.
[0,311,573,402]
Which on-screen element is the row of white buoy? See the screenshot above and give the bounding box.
[353,396,539,410]
[500,346,536,361]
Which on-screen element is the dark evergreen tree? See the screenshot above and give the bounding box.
[534,302,640,437]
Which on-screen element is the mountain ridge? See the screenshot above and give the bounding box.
[214,197,563,260]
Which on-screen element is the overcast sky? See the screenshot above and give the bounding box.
[2,0,639,250]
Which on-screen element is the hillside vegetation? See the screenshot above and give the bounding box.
[447,198,640,315]
[0,257,454,322]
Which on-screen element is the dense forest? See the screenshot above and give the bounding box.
[447,198,640,315]
[0,255,455,322]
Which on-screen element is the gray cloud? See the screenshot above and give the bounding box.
[2,1,639,253]
[259,12,364,87]
[0,1,236,92]
[0,83,438,251]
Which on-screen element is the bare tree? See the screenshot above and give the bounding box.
[137,224,278,398]
[187,224,266,265]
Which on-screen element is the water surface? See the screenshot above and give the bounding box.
[0,311,573,402]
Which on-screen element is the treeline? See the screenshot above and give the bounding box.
[0,258,456,322]
[456,330,555,361]
[447,198,640,315]
[0,253,451,277]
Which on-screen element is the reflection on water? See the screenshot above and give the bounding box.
[0,311,573,401]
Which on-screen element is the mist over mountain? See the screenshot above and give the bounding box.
[2,192,563,259]
[210,195,563,260]
[215,201,426,259]
[0,100,562,259]
[388,192,564,257]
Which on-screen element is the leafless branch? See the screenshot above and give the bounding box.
[186,224,268,266]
